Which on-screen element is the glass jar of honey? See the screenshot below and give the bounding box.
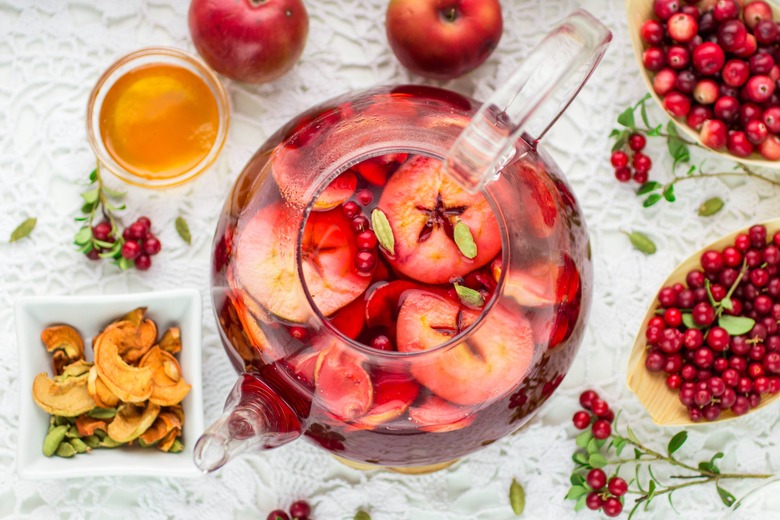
[87,47,230,188]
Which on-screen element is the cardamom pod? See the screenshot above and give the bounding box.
[66,425,80,438]
[169,439,184,453]
[625,230,657,255]
[698,196,724,217]
[87,407,117,420]
[69,438,90,454]
[354,511,371,520]
[100,437,123,449]
[55,441,77,458]
[509,478,526,515]
[83,435,100,448]
[43,425,69,457]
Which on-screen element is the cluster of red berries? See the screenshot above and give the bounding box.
[87,216,161,270]
[642,0,780,158]
[644,224,780,421]
[571,391,627,517]
[610,133,652,184]
[572,389,614,440]
[342,194,379,275]
[267,500,312,520]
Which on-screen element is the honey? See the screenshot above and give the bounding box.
[98,63,219,181]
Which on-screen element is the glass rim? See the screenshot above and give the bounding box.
[86,46,230,189]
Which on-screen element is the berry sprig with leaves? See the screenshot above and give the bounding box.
[609,94,780,209]
[73,165,130,268]
[567,390,771,518]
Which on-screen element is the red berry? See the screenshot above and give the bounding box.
[608,477,628,497]
[628,133,646,151]
[614,167,631,183]
[722,59,750,87]
[749,53,775,75]
[717,20,748,52]
[586,491,604,511]
[121,240,142,260]
[633,169,649,184]
[763,107,780,133]
[586,468,607,490]
[668,13,698,43]
[727,131,754,157]
[134,254,152,271]
[714,96,740,125]
[692,42,726,75]
[641,19,665,45]
[127,221,146,241]
[289,500,311,519]
[653,0,680,20]
[86,249,100,261]
[267,511,290,520]
[572,410,591,430]
[646,351,667,372]
[590,398,610,418]
[754,19,778,44]
[713,0,740,22]
[653,68,678,95]
[700,250,724,273]
[664,308,683,327]
[666,373,683,389]
[746,75,776,103]
[759,134,780,160]
[633,152,652,172]
[371,335,392,351]
[694,79,719,104]
[610,151,629,168]
[706,327,731,352]
[663,91,692,117]
[687,105,713,130]
[603,496,623,517]
[699,119,728,149]
[356,189,373,206]
[92,221,112,241]
[579,390,599,410]
[142,235,162,256]
[355,250,376,273]
[643,46,667,71]
[591,419,611,439]
[356,230,378,250]
[744,1,773,29]
[342,201,360,219]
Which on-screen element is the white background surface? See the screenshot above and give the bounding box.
[2,0,780,519]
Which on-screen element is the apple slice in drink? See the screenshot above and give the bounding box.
[329,293,366,340]
[352,153,408,186]
[314,345,373,421]
[492,255,581,309]
[407,396,475,433]
[397,291,535,405]
[272,149,356,209]
[377,155,501,284]
[352,370,420,428]
[234,204,370,323]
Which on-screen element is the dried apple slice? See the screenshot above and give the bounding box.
[158,327,182,355]
[234,204,370,323]
[107,402,161,443]
[32,372,95,417]
[41,325,84,375]
[397,292,535,405]
[314,346,373,421]
[139,346,191,407]
[93,322,153,403]
[408,396,475,432]
[87,365,120,408]
[377,155,502,284]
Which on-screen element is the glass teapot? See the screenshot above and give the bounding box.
[196,10,611,473]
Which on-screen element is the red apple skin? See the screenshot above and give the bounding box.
[385,0,503,80]
[188,0,309,84]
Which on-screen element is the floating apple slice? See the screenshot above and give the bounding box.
[364,280,419,329]
[352,153,408,186]
[407,396,475,433]
[517,162,560,239]
[397,292,535,405]
[272,146,356,208]
[312,170,357,210]
[352,370,420,428]
[377,155,502,284]
[494,255,581,309]
[329,293,365,340]
[234,204,369,323]
[314,345,373,421]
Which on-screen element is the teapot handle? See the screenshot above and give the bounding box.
[445,9,612,193]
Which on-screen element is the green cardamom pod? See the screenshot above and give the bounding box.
[698,197,724,217]
[69,438,89,454]
[55,441,77,458]
[625,230,657,255]
[83,435,100,449]
[169,439,184,453]
[66,426,80,438]
[87,407,117,420]
[43,425,69,457]
[510,478,526,515]
[354,511,371,520]
[100,437,123,449]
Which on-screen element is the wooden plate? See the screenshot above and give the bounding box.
[625,0,780,169]
[626,218,780,426]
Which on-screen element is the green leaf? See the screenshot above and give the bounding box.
[698,461,711,472]
[640,102,650,127]
[371,209,394,255]
[573,452,589,465]
[609,128,621,138]
[81,201,97,214]
[175,216,192,245]
[88,168,98,183]
[570,473,585,486]
[682,313,701,330]
[698,196,725,217]
[573,494,588,512]
[634,448,642,460]
[588,453,607,469]
[101,185,126,199]
[643,193,663,207]
[637,181,662,195]
[647,480,657,507]
[611,134,627,152]
[628,501,642,520]
[617,106,636,128]
[565,485,588,501]
[717,486,736,507]
[626,230,657,255]
[454,283,485,307]
[354,511,371,520]
[709,452,724,474]
[509,479,525,515]
[719,314,756,336]
[687,165,697,176]
[81,188,99,205]
[614,438,627,457]
[116,256,133,271]
[99,241,122,259]
[587,437,600,455]
[667,431,688,456]
[9,217,37,242]
[576,429,593,449]
[647,124,662,137]
[663,184,676,203]
[453,220,477,259]
[721,297,733,311]
[627,427,640,444]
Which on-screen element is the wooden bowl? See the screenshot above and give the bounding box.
[625,0,780,169]
[626,218,780,426]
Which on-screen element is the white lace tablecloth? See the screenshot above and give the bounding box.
[2,0,780,518]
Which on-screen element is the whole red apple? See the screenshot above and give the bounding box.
[188,0,309,84]
[385,0,503,80]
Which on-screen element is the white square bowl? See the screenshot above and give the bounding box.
[15,289,204,479]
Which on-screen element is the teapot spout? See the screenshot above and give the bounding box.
[194,372,302,473]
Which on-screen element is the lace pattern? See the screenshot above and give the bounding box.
[2,0,780,518]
